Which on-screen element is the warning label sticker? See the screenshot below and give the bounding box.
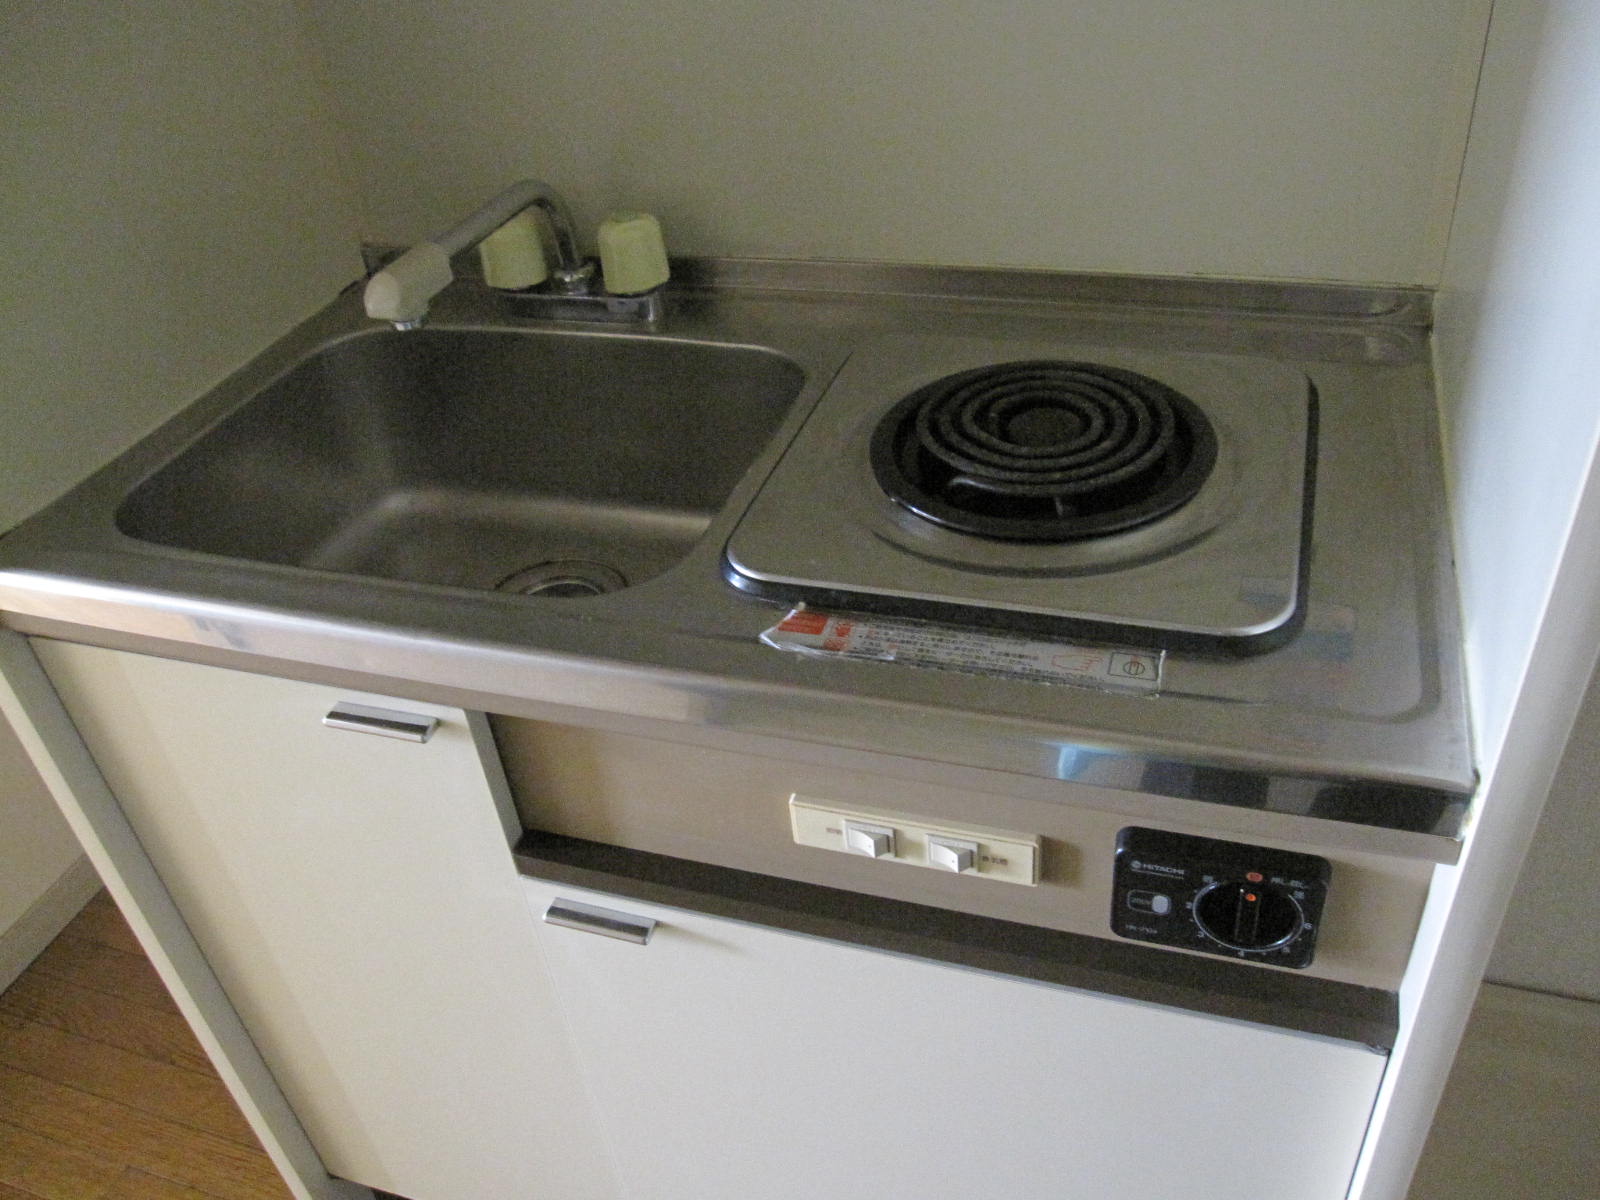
[760,608,1163,694]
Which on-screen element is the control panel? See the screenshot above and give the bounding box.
[1110,827,1330,969]
[789,796,1040,886]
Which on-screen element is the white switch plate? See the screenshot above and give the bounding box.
[789,796,1040,886]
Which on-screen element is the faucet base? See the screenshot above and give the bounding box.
[496,283,666,324]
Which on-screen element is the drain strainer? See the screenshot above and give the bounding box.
[495,560,628,598]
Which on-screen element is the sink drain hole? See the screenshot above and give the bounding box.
[495,560,628,598]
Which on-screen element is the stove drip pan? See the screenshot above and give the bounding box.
[724,334,1317,656]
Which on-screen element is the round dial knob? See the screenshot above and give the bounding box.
[1192,880,1304,952]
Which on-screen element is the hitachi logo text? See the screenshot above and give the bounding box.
[1129,859,1187,878]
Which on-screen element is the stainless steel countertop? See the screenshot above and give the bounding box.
[0,259,1474,854]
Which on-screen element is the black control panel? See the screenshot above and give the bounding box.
[1110,827,1331,969]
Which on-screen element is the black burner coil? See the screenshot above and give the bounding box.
[869,360,1218,541]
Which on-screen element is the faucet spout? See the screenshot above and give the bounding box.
[431,179,591,287]
[363,179,595,328]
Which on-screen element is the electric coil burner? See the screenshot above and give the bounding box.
[725,334,1318,655]
[869,361,1218,542]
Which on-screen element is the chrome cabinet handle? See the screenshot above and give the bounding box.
[543,898,658,945]
[322,702,439,743]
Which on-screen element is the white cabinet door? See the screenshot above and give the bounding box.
[36,641,617,1200]
[523,874,1387,1200]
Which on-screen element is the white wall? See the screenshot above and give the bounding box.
[1353,1,1600,1193]
[1434,0,1600,768]
[0,1,360,530]
[1429,0,1600,992]
[1430,0,1600,999]
[0,677,97,989]
[300,0,1490,285]
[0,1,358,956]
[1488,659,1600,1000]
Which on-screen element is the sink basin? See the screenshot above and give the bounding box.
[116,328,805,595]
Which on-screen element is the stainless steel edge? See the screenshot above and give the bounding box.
[0,266,1473,856]
[2,608,1457,865]
[373,246,1434,334]
[667,256,1434,325]
[395,245,1431,325]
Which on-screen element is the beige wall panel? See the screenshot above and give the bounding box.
[0,0,358,531]
[302,0,1489,284]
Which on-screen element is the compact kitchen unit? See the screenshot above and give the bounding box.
[0,259,1472,1200]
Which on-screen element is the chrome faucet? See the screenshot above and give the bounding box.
[363,179,664,329]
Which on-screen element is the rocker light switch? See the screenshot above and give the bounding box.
[842,820,897,859]
[927,836,978,873]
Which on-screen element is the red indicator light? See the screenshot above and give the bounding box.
[1246,871,1265,883]
[1244,892,1259,903]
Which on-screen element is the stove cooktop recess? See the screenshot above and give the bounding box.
[724,334,1317,655]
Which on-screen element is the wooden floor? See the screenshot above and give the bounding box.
[0,891,291,1200]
